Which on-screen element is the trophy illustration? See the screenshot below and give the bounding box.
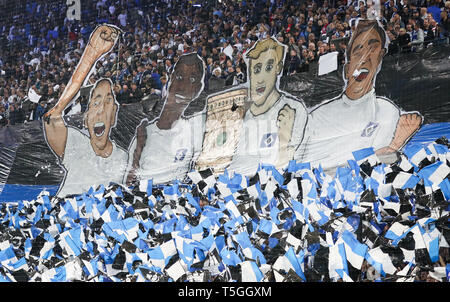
[196,88,248,174]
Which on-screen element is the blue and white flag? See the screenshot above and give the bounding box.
[147,239,177,270]
[384,222,411,245]
[365,247,397,276]
[287,161,311,174]
[352,147,379,166]
[257,218,279,235]
[306,201,331,226]
[328,242,350,281]
[439,178,450,200]
[392,172,420,189]
[60,227,84,257]
[82,258,99,277]
[403,144,428,168]
[341,230,368,270]
[273,247,306,281]
[139,179,153,196]
[418,161,450,194]
[398,154,414,172]
[241,260,264,282]
[0,247,18,271]
[220,248,242,266]
[102,217,140,244]
[291,199,309,224]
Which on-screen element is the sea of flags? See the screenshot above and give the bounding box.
[0,138,448,282]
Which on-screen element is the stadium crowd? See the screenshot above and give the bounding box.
[0,0,449,127]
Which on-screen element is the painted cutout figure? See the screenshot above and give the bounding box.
[125,53,206,185]
[43,24,127,197]
[296,19,422,170]
[228,37,308,176]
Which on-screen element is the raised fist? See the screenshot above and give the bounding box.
[88,24,121,58]
[397,113,422,135]
[277,104,296,146]
[390,112,423,150]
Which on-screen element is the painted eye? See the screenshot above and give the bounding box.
[254,66,261,74]
[190,76,196,83]
[176,75,183,80]
[265,64,273,72]
[94,100,100,106]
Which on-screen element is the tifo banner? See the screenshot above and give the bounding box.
[0,22,449,202]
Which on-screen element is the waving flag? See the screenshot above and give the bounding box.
[240,261,264,282]
[365,247,397,276]
[341,230,368,270]
[328,242,351,281]
[403,144,429,168]
[352,147,379,166]
[392,172,420,189]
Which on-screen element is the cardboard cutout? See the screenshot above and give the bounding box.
[124,53,206,185]
[198,37,308,176]
[43,24,127,197]
[295,19,423,171]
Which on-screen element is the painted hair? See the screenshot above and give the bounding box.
[345,19,389,62]
[245,37,286,64]
[173,52,205,77]
[83,77,119,131]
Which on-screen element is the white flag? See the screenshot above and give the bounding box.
[318,51,338,76]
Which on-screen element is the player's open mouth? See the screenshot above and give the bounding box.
[94,122,105,137]
[175,93,187,103]
[353,68,370,82]
[256,86,265,94]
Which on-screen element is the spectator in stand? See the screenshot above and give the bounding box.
[34,99,46,121]
[0,105,7,127]
[423,18,437,44]
[287,49,301,75]
[208,67,225,91]
[128,82,143,104]
[224,66,237,87]
[118,83,131,105]
[398,27,412,52]
[428,0,442,23]
[441,10,450,37]
[411,21,425,50]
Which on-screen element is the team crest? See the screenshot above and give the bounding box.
[260,133,278,148]
[361,122,379,137]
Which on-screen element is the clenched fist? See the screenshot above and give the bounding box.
[277,104,296,146]
[389,112,423,150]
[276,104,296,168]
[44,24,121,119]
[88,24,121,58]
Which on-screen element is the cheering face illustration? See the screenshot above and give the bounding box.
[344,23,386,100]
[84,79,118,153]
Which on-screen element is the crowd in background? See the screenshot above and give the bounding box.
[0,0,450,127]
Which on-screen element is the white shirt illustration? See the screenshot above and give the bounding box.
[127,113,205,184]
[229,93,308,176]
[58,127,128,197]
[296,89,400,169]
